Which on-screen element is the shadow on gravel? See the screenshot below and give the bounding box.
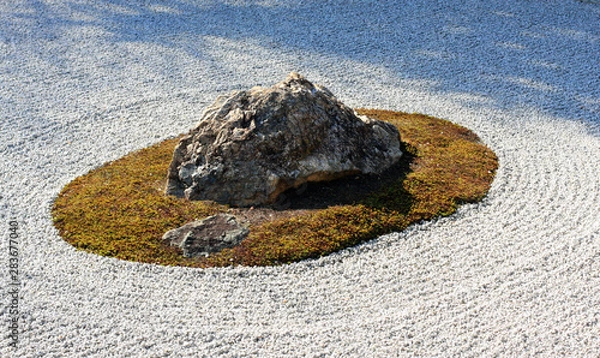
[8,0,599,134]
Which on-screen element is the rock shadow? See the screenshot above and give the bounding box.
[265,143,415,214]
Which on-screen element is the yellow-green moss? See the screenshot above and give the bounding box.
[52,109,498,267]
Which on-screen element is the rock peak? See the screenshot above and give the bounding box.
[273,72,330,96]
[279,72,312,87]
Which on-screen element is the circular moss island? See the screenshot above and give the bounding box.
[52,109,498,268]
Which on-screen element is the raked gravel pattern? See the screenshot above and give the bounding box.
[1,0,600,357]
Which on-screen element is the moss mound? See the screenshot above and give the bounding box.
[52,109,498,267]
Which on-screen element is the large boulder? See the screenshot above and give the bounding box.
[165,72,402,207]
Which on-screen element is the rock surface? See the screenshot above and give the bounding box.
[165,72,402,206]
[162,214,249,258]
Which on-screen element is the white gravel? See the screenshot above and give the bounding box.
[1,0,600,357]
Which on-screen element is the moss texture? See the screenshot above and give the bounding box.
[52,109,498,267]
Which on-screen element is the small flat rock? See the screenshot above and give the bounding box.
[162,214,249,258]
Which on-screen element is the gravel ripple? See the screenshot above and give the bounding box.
[1,0,599,357]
